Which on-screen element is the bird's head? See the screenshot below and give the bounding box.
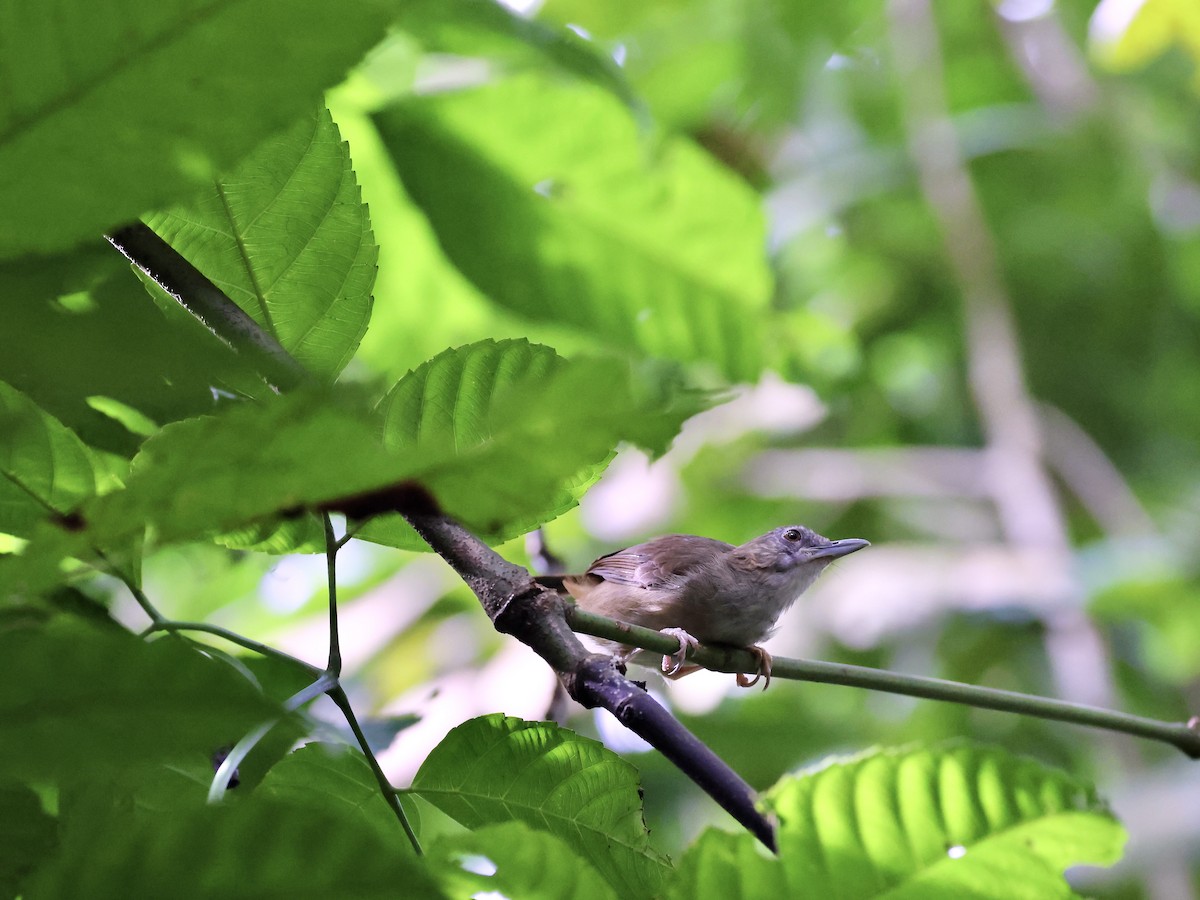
[737,525,870,575]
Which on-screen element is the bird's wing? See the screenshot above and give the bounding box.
[585,535,733,591]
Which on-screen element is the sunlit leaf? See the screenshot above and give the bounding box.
[410,714,671,899]
[144,107,377,380]
[0,0,391,258]
[375,73,771,381]
[666,743,1126,899]
[359,339,715,548]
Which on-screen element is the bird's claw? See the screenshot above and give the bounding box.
[736,646,773,691]
[659,627,700,676]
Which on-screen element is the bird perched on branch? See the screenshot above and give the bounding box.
[540,525,869,689]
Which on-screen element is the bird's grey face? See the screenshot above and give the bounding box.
[761,525,870,572]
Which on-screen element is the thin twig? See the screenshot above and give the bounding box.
[144,620,321,678]
[101,551,165,627]
[565,607,1200,758]
[323,514,342,677]
[328,685,424,855]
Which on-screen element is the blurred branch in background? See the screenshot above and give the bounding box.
[887,0,1115,719]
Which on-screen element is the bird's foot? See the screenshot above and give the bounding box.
[659,627,701,677]
[736,646,773,690]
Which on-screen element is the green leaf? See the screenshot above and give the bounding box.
[144,107,378,380]
[0,781,56,899]
[0,623,283,782]
[66,346,710,552]
[359,339,601,548]
[359,339,715,549]
[666,743,1126,899]
[258,743,412,848]
[31,792,441,899]
[431,820,619,900]
[0,380,118,537]
[374,73,771,381]
[83,388,414,545]
[409,714,671,899]
[0,0,391,258]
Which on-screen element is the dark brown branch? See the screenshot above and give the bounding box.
[403,509,778,851]
[105,222,310,392]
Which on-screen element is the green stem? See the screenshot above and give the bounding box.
[324,514,342,677]
[320,514,420,853]
[328,686,423,856]
[565,606,1200,758]
[145,620,321,678]
[103,553,165,627]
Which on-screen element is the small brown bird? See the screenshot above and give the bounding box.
[542,525,869,689]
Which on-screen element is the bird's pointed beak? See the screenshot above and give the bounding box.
[809,538,870,561]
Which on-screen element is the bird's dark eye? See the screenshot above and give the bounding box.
[784,528,802,542]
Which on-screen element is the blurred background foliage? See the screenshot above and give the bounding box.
[21,0,1200,895]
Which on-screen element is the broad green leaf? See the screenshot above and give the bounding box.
[359,339,602,548]
[31,792,441,899]
[0,0,391,259]
[0,623,283,782]
[65,349,710,552]
[410,714,671,899]
[666,743,1126,899]
[374,73,771,381]
[144,107,378,380]
[431,821,619,900]
[359,339,715,548]
[258,743,413,848]
[0,380,118,537]
[0,782,56,899]
[82,388,414,545]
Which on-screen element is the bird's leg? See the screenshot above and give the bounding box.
[736,646,773,691]
[658,627,700,677]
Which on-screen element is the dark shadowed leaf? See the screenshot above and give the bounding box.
[0,623,282,782]
[0,0,391,258]
[0,781,57,898]
[30,792,440,899]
